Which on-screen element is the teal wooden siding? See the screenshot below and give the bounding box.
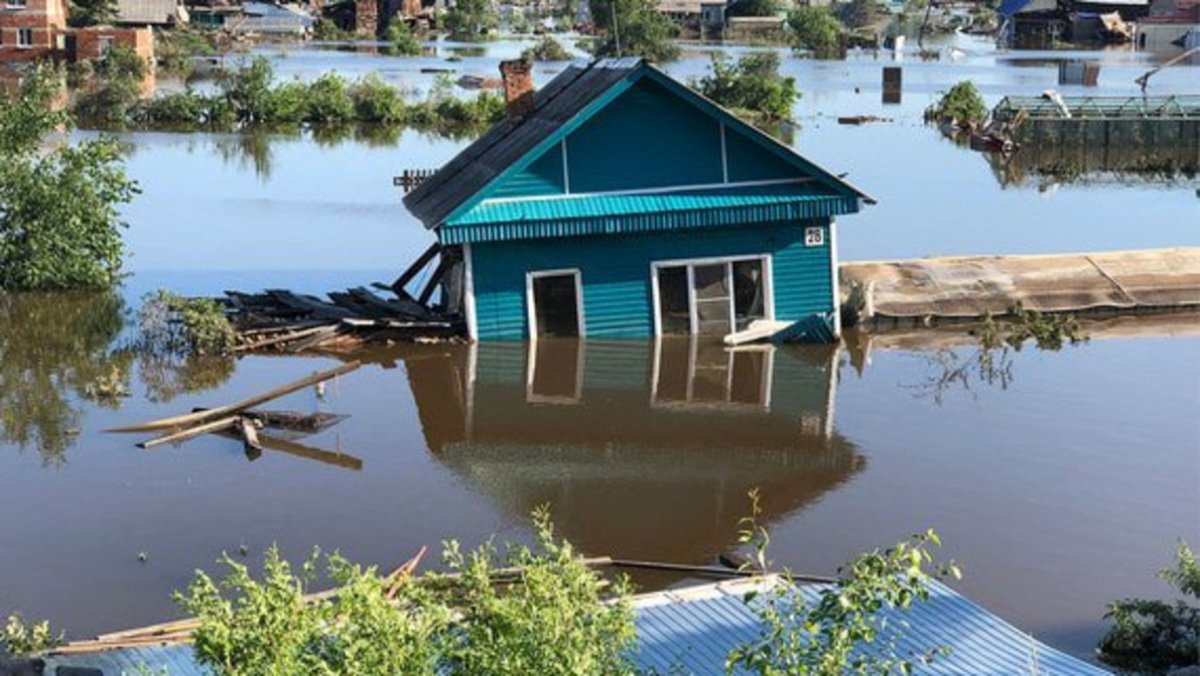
[471,220,834,340]
[565,79,724,193]
[490,147,565,199]
[725,130,797,182]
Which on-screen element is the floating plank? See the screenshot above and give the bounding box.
[110,362,361,433]
[723,320,792,346]
[138,416,240,449]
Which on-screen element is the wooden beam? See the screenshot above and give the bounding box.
[391,242,441,297]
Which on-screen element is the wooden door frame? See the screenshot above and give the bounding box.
[525,268,586,340]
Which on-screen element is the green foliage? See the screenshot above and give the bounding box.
[1099,541,1200,672]
[312,18,354,41]
[727,0,780,18]
[442,506,638,675]
[219,56,275,124]
[156,28,217,77]
[925,80,988,127]
[444,0,500,40]
[304,73,356,123]
[138,290,236,356]
[787,6,843,58]
[176,510,636,675]
[1,70,138,291]
[2,614,63,656]
[727,492,957,675]
[521,35,573,61]
[383,20,423,56]
[590,0,680,62]
[978,303,1088,352]
[75,45,149,125]
[68,0,118,27]
[178,546,452,675]
[694,52,799,123]
[350,74,406,123]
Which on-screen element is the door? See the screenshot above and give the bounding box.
[528,270,583,338]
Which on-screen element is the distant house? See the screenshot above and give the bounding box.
[404,58,871,341]
[998,0,1149,44]
[115,0,185,25]
[0,0,67,62]
[1136,0,1200,48]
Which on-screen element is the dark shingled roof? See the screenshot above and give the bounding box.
[403,57,643,229]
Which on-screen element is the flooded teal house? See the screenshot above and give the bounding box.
[404,58,873,341]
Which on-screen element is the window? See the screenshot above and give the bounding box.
[6,0,28,8]
[17,28,33,47]
[98,35,114,55]
[653,256,770,336]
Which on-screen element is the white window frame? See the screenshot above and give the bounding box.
[6,0,29,9]
[525,268,585,340]
[649,336,775,411]
[650,254,774,338]
[16,27,34,48]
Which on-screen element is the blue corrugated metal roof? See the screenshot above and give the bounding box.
[632,577,1111,675]
[440,188,859,245]
[997,0,1032,17]
[45,578,1109,675]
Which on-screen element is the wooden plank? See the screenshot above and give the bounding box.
[234,324,338,353]
[110,362,362,433]
[390,242,440,296]
[418,255,452,307]
[138,416,240,449]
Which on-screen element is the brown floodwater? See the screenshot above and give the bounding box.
[1,290,1197,663]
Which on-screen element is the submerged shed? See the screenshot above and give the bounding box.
[403,58,872,341]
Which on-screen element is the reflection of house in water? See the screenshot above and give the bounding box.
[404,340,862,563]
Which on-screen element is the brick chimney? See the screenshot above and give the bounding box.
[499,59,535,121]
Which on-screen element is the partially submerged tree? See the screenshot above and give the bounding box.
[694,52,799,124]
[1099,541,1199,672]
[521,35,573,61]
[0,68,138,291]
[925,80,988,128]
[444,0,500,40]
[589,0,680,62]
[787,5,843,58]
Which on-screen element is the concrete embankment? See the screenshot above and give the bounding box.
[840,247,1200,328]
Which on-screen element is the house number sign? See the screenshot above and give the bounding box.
[804,226,825,247]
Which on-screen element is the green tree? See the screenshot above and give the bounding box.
[694,52,799,123]
[521,35,573,61]
[444,0,499,40]
[924,80,988,127]
[787,5,843,58]
[0,68,139,291]
[589,0,680,61]
[68,0,118,27]
[75,44,148,124]
[383,19,423,55]
[727,0,780,18]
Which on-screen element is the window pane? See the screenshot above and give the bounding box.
[733,259,765,330]
[692,264,728,301]
[656,266,689,335]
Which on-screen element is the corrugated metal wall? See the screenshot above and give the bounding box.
[471,220,834,340]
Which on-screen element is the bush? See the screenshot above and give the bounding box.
[384,20,423,56]
[219,56,275,123]
[350,74,406,123]
[1,69,138,291]
[694,52,799,123]
[1099,542,1199,672]
[138,89,213,126]
[787,6,843,58]
[175,510,636,675]
[2,614,62,656]
[264,80,309,124]
[444,0,499,40]
[304,73,356,123]
[442,508,637,675]
[156,28,216,77]
[925,80,988,127]
[137,289,236,356]
[521,35,573,61]
[74,44,148,124]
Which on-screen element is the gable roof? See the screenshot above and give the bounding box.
[404,58,873,232]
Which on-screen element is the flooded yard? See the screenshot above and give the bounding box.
[2,38,1198,665]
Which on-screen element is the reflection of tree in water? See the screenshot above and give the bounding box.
[0,292,128,464]
[0,292,240,463]
[908,346,1016,405]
